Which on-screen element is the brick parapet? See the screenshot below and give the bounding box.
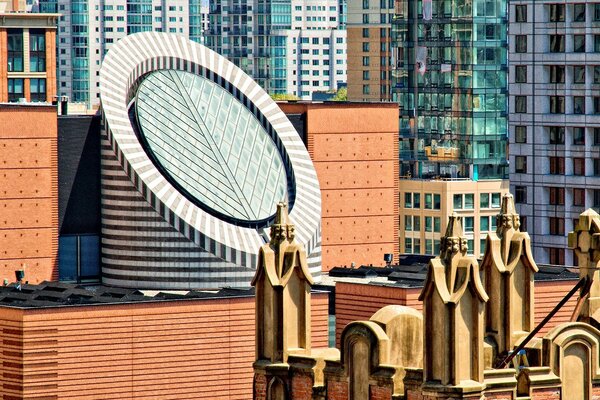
[530,387,560,400]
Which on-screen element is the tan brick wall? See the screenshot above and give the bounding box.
[0,292,329,400]
[0,105,57,283]
[279,103,399,272]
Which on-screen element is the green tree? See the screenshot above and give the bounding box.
[332,87,347,101]
[270,93,300,101]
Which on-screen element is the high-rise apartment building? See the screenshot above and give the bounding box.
[206,0,347,99]
[37,0,209,107]
[346,0,395,101]
[509,0,600,266]
[390,0,509,256]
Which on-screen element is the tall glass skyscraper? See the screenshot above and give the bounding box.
[392,0,508,180]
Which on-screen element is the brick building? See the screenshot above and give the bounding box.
[0,104,58,284]
[279,102,399,271]
[0,282,329,399]
[0,3,58,103]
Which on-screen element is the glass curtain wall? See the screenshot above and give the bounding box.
[392,0,508,179]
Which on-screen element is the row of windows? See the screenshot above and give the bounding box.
[515,125,600,145]
[8,29,46,73]
[296,5,338,11]
[405,215,441,232]
[362,0,395,9]
[405,237,492,256]
[514,34,600,54]
[7,78,46,102]
[361,27,390,38]
[404,192,441,209]
[515,3,600,23]
[514,155,600,177]
[514,95,600,114]
[515,65,600,84]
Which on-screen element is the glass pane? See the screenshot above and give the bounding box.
[58,236,77,281]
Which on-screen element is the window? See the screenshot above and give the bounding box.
[574,66,586,83]
[480,216,490,231]
[405,215,412,230]
[594,189,600,208]
[404,192,412,208]
[574,188,586,206]
[467,239,474,255]
[404,238,412,253]
[464,194,474,209]
[574,158,586,176]
[515,65,527,83]
[549,187,565,205]
[574,35,586,52]
[362,56,370,66]
[550,4,565,21]
[549,96,565,113]
[550,65,565,83]
[515,156,527,173]
[548,248,565,265]
[595,3,600,20]
[30,78,46,102]
[549,217,565,235]
[515,35,527,53]
[362,85,370,94]
[594,97,600,114]
[480,193,489,208]
[594,66,600,83]
[434,194,441,210]
[515,96,527,113]
[362,0,369,9]
[425,193,433,209]
[549,157,565,174]
[7,78,23,102]
[425,216,432,232]
[463,217,474,233]
[425,239,433,255]
[7,29,23,72]
[362,42,370,52]
[453,194,463,210]
[573,127,585,145]
[480,239,487,256]
[515,126,527,143]
[414,238,421,254]
[595,35,600,52]
[413,193,421,208]
[413,216,421,230]
[549,126,565,144]
[574,3,586,21]
[363,71,370,80]
[491,193,501,208]
[363,13,369,23]
[515,186,527,203]
[362,28,369,38]
[574,96,586,114]
[29,30,45,72]
[515,4,527,22]
[550,35,565,52]
[595,159,600,176]
[434,217,441,232]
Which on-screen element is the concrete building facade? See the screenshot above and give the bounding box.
[206,0,347,100]
[280,102,399,270]
[509,0,600,266]
[99,32,322,289]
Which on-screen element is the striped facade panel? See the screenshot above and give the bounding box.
[99,32,321,289]
[0,293,329,400]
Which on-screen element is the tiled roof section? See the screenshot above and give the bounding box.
[326,255,578,288]
[0,281,257,309]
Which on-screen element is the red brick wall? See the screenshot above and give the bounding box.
[1,292,329,400]
[278,103,399,272]
[327,378,349,400]
[530,388,560,400]
[485,391,513,400]
[534,280,578,336]
[370,385,392,400]
[291,374,313,400]
[254,374,267,400]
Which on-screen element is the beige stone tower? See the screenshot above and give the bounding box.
[481,193,538,356]
[252,202,314,364]
[568,209,600,327]
[419,213,488,392]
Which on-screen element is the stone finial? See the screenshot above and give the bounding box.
[568,209,600,326]
[419,215,488,389]
[252,202,314,364]
[482,193,538,358]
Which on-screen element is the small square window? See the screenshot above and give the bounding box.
[550,65,565,83]
[515,156,527,173]
[515,186,527,203]
[515,35,527,53]
[574,35,586,52]
[574,188,586,206]
[515,4,527,22]
[480,193,490,208]
[573,127,586,145]
[574,157,586,176]
[574,66,586,83]
[574,4,586,21]
[574,96,586,114]
[515,96,527,113]
[550,35,565,52]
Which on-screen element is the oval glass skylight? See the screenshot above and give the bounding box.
[134,70,288,222]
